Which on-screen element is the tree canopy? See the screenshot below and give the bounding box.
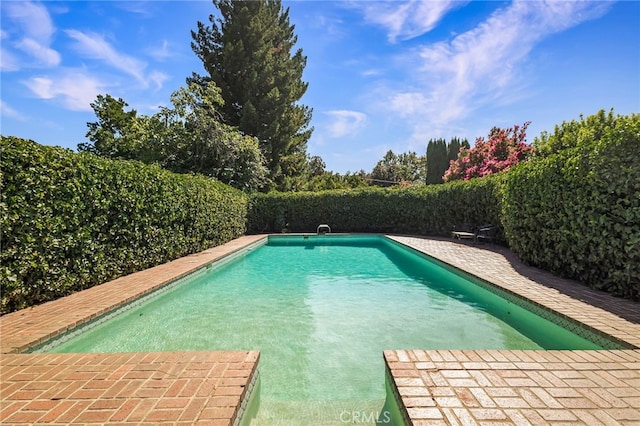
[426,137,469,184]
[370,150,426,186]
[79,82,267,191]
[191,0,312,191]
[426,139,447,184]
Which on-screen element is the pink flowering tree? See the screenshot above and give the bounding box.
[443,122,534,182]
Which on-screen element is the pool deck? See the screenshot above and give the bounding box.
[1,234,639,425]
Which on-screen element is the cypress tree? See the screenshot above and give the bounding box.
[191,0,313,190]
[426,138,448,184]
[447,137,461,163]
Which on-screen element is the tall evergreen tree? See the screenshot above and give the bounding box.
[191,0,313,190]
[426,138,448,184]
[447,137,469,163]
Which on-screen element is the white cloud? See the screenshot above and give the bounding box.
[324,110,368,138]
[389,92,429,118]
[23,70,108,111]
[1,48,20,71]
[16,38,61,67]
[148,71,170,90]
[0,100,27,121]
[359,1,467,42]
[385,0,614,129]
[2,1,61,68]
[65,30,170,90]
[4,1,55,43]
[65,30,147,83]
[147,39,172,61]
[361,69,383,77]
[116,1,153,17]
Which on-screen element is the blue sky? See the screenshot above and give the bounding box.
[2,1,639,174]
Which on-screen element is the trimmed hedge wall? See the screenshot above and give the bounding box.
[248,176,504,236]
[1,136,248,314]
[502,116,640,300]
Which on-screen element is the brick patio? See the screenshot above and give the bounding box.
[1,351,259,425]
[1,234,639,425]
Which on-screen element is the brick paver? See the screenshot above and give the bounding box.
[385,349,640,426]
[0,351,259,424]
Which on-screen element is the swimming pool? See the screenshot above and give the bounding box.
[37,235,622,424]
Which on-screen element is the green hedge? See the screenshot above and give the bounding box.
[502,114,639,299]
[248,176,504,236]
[1,136,248,314]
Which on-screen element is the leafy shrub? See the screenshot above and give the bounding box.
[502,112,639,299]
[248,176,503,237]
[1,136,248,314]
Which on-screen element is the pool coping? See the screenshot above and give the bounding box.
[1,233,639,424]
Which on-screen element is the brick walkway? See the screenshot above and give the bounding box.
[1,234,639,425]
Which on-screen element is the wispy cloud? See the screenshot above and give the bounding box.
[324,110,368,138]
[15,38,61,67]
[23,70,108,111]
[1,47,20,71]
[2,1,61,68]
[0,100,27,121]
[116,1,153,17]
[148,70,170,90]
[3,1,55,43]
[65,29,148,84]
[385,0,614,132]
[147,39,172,61]
[359,0,467,42]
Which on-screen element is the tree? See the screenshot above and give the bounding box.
[304,171,368,191]
[444,122,533,182]
[447,137,470,163]
[370,150,426,186]
[426,139,448,184]
[307,155,326,177]
[159,82,268,190]
[191,0,313,190]
[79,83,268,191]
[425,137,470,185]
[80,95,141,159]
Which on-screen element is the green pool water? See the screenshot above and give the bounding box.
[46,235,605,424]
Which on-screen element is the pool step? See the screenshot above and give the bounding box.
[241,399,391,425]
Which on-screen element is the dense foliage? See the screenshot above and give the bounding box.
[248,175,503,236]
[191,0,312,191]
[444,123,533,182]
[426,138,469,184]
[502,111,639,299]
[3,110,637,315]
[79,83,267,191]
[369,150,426,186]
[1,136,248,314]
